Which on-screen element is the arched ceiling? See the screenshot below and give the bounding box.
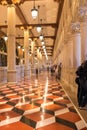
[0,0,64,57]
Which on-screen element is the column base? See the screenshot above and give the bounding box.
[7,70,17,83]
[24,69,30,78]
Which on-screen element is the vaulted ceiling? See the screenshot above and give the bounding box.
[0,0,64,57]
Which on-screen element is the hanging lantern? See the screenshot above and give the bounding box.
[31,0,38,19]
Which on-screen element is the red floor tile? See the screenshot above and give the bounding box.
[55,99,71,104]
[0,104,12,110]
[34,99,51,105]
[0,111,20,121]
[6,95,21,99]
[46,95,61,100]
[43,104,65,111]
[0,99,7,104]
[16,103,39,111]
[56,111,81,123]
[36,122,74,130]
[0,121,33,130]
[25,111,53,122]
[26,95,41,100]
[3,90,13,94]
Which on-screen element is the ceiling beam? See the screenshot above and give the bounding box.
[15,5,28,24]
[35,45,53,47]
[16,36,55,39]
[0,23,57,29]
[0,29,6,36]
[53,0,64,54]
[0,0,44,5]
[15,5,34,37]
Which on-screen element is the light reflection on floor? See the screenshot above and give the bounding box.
[0,72,86,130]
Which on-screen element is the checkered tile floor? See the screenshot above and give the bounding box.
[0,72,87,130]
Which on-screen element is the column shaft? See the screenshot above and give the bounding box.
[81,22,87,62]
[24,29,29,77]
[7,5,16,83]
[72,33,81,68]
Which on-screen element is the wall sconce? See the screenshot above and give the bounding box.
[31,0,38,19]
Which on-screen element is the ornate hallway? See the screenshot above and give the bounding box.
[0,72,86,130]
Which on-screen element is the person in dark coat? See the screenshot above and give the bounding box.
[58,63,62,80]
[36,68,38,78]
[75,60,87,107]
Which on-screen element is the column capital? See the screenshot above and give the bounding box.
[79,6,87,22]
[71,22,80,34]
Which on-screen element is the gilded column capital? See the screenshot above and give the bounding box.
[71,22,80,34]
[79,6,87,22]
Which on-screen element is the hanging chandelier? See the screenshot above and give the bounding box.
[37,26,41,33]
[39,34,43,41]
[4,36,8,41]
[36,6,41,33]
[31,0,38,19]
[41,40,44,45]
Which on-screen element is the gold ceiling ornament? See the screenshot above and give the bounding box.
[34,38,37,41]
[28,26,32,30]
[0,0,22,5]
[12,0,21,4]
[1,0,7,5]
[20,26,24,30]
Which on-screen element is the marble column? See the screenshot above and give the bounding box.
[31,41,35,67]
[71,22,81,68]
[72,33,81,67]
[7,5,16,83]
[24,29,29,77]
[79,6,87,62]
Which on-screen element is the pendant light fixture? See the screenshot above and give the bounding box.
[37,26,41,33]
[39,28,44,41]
[39,34,43,41]
[4,36,8,41]
[36,6,42,33]
[31,0,38,19]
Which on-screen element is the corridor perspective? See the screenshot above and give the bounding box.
[0,0,87,130]
[0,72,87,130]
